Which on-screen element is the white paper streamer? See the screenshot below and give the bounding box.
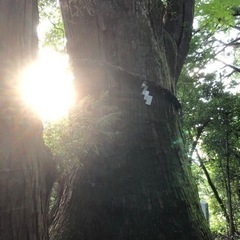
[145,95,153,105]
[144,91,149,100]
[141,82,147,88]
[142,86,148,95]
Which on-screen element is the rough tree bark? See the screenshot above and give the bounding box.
[50,1,212,239]
[0,1,55,239]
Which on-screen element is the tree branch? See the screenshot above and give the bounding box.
[213,37,240,48]
[196,151,230,225]
[190,118,211,159]
[215,58,240,73]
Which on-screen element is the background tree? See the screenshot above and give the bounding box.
[38,0,65,51]
[0,1,55,239]
[48,1,212,239]
[178,0,240,237]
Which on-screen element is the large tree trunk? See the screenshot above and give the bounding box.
[50,1,212,239]
[0,1,55,239]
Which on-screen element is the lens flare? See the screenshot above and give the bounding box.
[19,49,75,122]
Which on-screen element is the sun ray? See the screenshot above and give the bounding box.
[19,48,75,122]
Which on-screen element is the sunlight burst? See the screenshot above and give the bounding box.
[19,49,75,122]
